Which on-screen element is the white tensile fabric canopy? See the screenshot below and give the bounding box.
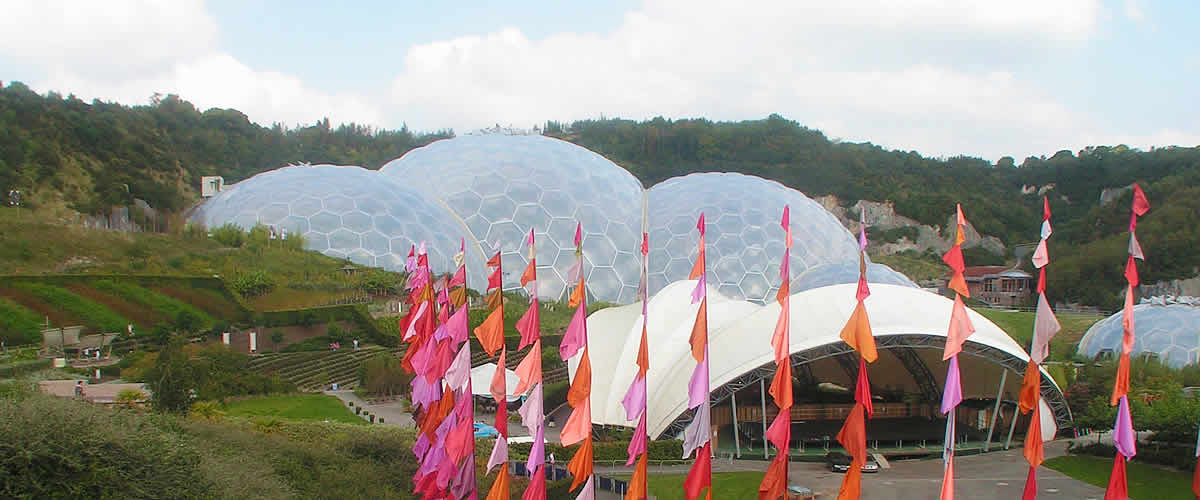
[575,281,1061,441]
[471,363,521,402]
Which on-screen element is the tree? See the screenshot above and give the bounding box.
[270,330,284,352]
[144,335,196,413]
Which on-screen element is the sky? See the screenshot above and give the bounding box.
[2,0,1198,162]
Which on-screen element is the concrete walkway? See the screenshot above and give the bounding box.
[324,390,414,427]
[592,440,1105,499]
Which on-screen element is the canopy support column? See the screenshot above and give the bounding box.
[984,369,1008,451]
[731,389,741,458]
[760,377,769,459]
[1005,403,1019,449]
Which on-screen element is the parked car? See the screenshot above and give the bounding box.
[473,422,500,438]
[825,452,880,473]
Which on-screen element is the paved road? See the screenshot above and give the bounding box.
[324,390,414,427]
[593,440,1105,499]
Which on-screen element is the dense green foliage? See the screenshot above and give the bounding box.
[6,83,1200,307]
[0,382,429,499]
[357,352,412,398]
[1067,357,1200,444]
[0,82,449,214]
[129,341,295,408]
[0,297,42,344]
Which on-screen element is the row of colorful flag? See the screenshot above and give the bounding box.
[398,188,1188,500]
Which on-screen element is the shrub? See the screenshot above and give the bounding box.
[116,388,148,407]
[230,270,275,297]
[210,223,246,248]
[0,297,41,344]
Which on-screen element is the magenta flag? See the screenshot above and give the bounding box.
[1114,395,1137,458]
[559,305,587,360]
[687,356,709,409]
[941,356,963,415]
[451,454,477,499]
[447,306,469,344]
[622,375,647,421]
[626,417,648,466]
[765,411,790,450]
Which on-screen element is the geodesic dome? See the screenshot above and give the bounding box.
[193,164,480,277]
[1077,302,1200,368]
[646,173,865,303]
[380,135,646,303]
[793,262,917,291]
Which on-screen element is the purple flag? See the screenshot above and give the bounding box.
[622,374,647,421]
[691,274,706,304]
[1114,395,1137,458]
[526,422,546,474]
[486,434,508,473]
[687,356,709,409]
[519,383,544,432]
[681,404,711,458]
[941,355,962,415]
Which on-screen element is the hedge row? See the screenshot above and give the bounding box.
[261,304,394,347]
[93,280,216,328]
[0,358,53,378]
[0,297,42,345]
[12,282,130,332]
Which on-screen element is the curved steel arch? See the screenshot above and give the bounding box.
[657,333,1073,440]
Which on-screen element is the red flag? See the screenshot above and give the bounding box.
[940,459,955,500]
[1104,455,1128,500]
[1022,466,1038,500]
[758,452,788,500]
[488,267,503,289]
[696,213,706,236]
[683,442,712,500]
[1124,256,1138,287]
[942,246,965,273]
[1192,453,1200,499]
[1131,184,1150,216]
[516,298,540,349]
[1042,196,1051,220]
[855,358,873,418]
[641,233,649,255]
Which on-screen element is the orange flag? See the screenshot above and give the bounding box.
[1111,353,1131,406]
[758,452,788,500]
[567,437,594,491]
[837,465,863,500]
[1019,360,1041,414]
[1024,404,1044,467]
[636,325,650,376]
[569,277,586,308]
[561,397,592,446]
[474,308,505,357]
[626,454,648,500]
[839,302,878,363]
[520,259,537,287]
[940,460,955,500]
[769,362,793,410]
[514,339,543,395]
[689,298,708,363]
[486,462,510,500]
[568,351,592,407]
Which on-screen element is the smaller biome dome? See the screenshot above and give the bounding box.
[192,164,479,277]
[646,173,862,304]
[793,262,918,291]
[1078,301,1200,368]
[380,135,645,303]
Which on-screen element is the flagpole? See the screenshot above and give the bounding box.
[682,214,712,500]
[1019,196,1059,499]
[561,222,596,499]
[938,204,976,500]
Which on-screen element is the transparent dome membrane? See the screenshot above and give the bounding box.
[1077,303,1200,368]
[381,135,644,302]
[646,172,862,304]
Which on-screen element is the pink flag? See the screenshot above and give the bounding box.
[446,415,474,464]
[1031,239,1049,269]
[687,356,709,409]
[487,434,509,473]
[491,349,508,403]
[517,299,541,349]
[559,305,587,360]
[642,233,649,255]
[514,348,542,395]
[856,275,871,303]
[696,213,706,235]
[447,306,469,344]
[526,424,546,475]
[858,210,868,251]
[941,356,962,415]
[943,296,976,360]
[622,375,647,421]
[691,274,706,304]
[956,204,966,226]
[449,266,466,287]
[518,383,544,431]
[1029,293,1061,364]
[575,475,595,500]
[451,454,477,500]
[560,397,592,446]
[781,205,792,248]
[626,417,647,465]
[681,405,711,458]
[445,344,471,391]
[1114,395,1137,458]
[575,222,582,247]
[1040,219,1052,240]
[765,412,791,450]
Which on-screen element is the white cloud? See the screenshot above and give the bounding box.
[0,0,378,128]
[390,0,1102,159]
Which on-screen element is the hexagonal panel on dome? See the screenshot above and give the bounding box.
[380,135,645,302]
[192,164,479,279]
[646,172,863,304]
[1078,303,1200,368]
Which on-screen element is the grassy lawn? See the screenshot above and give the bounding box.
[611,471,764,500]
[223,394,364,425]
[972,308,1101,361]
[1044,455,1194,499]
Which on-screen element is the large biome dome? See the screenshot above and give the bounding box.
[194,135,916,303]
[1077,299,1200,368]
